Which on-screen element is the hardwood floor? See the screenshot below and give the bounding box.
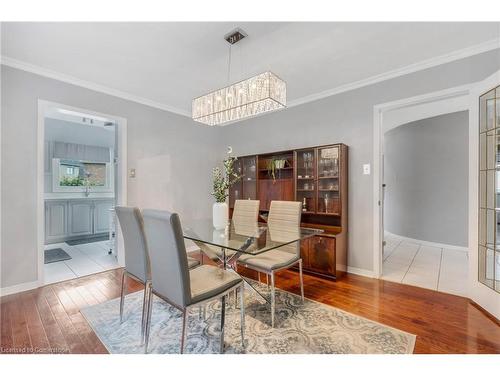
[0,265,499,354]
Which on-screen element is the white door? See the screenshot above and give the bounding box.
[469,69,500,319]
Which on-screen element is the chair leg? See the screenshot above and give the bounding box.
[266,273,270,289]
[299,259,305,302]
[220,295,226,354]
[239,285,245,348]
[141,281,150,342]
[180,309,188,354]
[119,271,126,323]
[270,272,275,328]
[144,287,154,354]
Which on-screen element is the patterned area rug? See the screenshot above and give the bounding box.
[81,286,416,354]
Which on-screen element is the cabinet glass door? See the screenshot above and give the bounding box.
[295,149,316,213]
[242,156,257,200]
[479,86,500,293]
[317,146,340,215]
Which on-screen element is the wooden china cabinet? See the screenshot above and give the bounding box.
[229,143,348,280]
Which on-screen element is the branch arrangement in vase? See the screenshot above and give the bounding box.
[211,147,242,229]
[211,147,242,203]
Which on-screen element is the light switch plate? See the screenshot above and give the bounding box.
[129,168,136,178]
[363,164,371,175]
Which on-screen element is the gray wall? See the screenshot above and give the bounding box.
[1,65,221,288]
[384,111,469,247]
[220,49,500,272]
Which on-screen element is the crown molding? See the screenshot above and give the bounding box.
[2,38,499,118]
[0,56,191,117]
[287,38,500,109]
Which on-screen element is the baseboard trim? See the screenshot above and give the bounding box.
[385,231,469,252]
[469,300,500,325]
[0,280,41,297]
[346,266,375,278]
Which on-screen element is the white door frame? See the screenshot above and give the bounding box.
[37,100,127,285]
[372,84,472,279]
[468,69,500,319]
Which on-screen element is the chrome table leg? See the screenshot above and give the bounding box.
[220,295,226,353]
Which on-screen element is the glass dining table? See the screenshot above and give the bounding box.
[183,218,322,302]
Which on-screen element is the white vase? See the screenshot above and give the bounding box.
[212,202,228,229]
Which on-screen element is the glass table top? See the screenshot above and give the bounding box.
[183,219,322,256]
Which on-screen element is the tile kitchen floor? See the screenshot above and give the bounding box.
[43,240,119,285]
[382,234,469,297]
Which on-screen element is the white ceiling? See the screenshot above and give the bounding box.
[2,22,500,116]
[45,110,115,149]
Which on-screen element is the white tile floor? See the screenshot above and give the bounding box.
[44,240,119,285]
[382,234,469,297]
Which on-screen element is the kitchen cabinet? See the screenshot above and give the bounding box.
[68,201,94,236]
[45,198,114,244]
[94,200,113,234]
[45,200,68,242]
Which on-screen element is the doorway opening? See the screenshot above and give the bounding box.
[373,85,472,297]
[37,101,127,285]
[381,112,469,295]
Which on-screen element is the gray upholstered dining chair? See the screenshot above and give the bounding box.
[237,200,303,328]
[199,199,260,264]
[114,206,152,343]
[115,206,200,344]
[142,209,245,354]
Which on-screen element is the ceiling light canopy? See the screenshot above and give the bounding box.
[192,29,287,126]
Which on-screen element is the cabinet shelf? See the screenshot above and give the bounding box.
[318,189,339,192]
[258,167,294,172]
[318,175,339,179]
[297,189,315,192]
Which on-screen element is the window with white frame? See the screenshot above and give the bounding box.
[53,158,113,192]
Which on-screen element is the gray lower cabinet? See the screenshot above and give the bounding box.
[68,201,94,236]
[94,200,113,234]
[45,200,68,242]
[45,198,114,244]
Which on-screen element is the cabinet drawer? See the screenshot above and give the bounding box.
[308,236,336,276]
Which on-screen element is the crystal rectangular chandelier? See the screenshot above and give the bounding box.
[192,71,287,126]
